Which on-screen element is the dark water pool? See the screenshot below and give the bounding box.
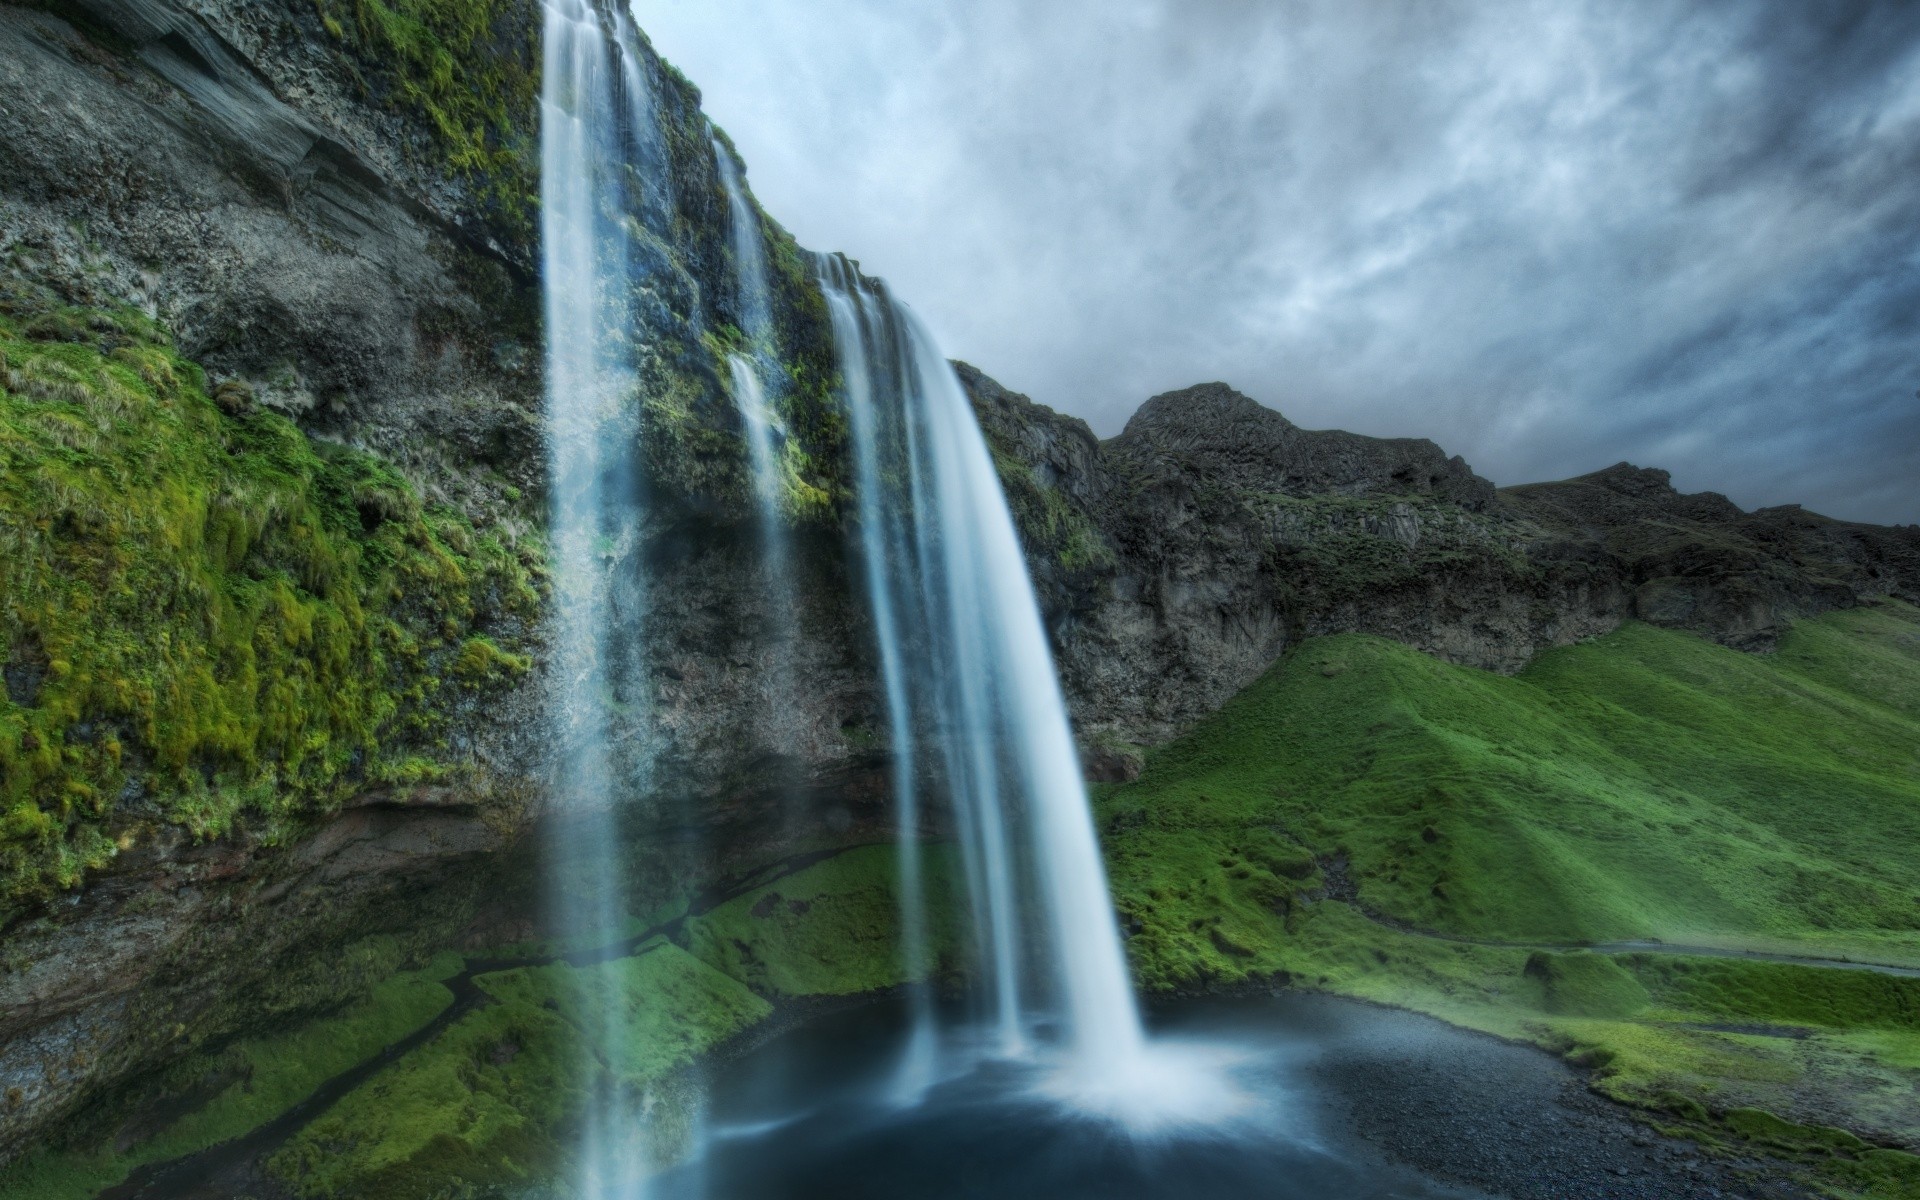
[651,994,1492,1200]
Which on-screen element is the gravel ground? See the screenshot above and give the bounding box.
[1275,993,1817,1200]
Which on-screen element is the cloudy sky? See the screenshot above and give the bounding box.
[631,0,1920,523]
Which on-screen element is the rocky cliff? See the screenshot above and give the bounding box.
[964,372,1920,771]
[0,0,887,1158]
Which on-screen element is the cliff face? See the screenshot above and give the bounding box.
[964,374,1920,770]
[0,0,886,1157]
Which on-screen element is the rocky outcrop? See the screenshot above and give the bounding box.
[964,377,1920,764]
[1503,464,1920,648]
[1111,382,1495,509]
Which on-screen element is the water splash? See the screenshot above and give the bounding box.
[814,255,1151,1104]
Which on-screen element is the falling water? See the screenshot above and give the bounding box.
[712,136,786,515]
[541,0,667,1192]
[814,256,1151,1100]
[714,136,802,771]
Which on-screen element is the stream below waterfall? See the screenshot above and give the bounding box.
[650,992,1807,1200]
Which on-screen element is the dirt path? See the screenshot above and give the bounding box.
[1343,899,1920,978]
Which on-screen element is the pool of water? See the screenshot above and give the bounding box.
[651,993,1492,1200]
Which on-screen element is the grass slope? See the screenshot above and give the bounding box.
[1102,604,1920,973]
[1099,602,1920,1196]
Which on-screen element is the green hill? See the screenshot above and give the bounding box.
[1100,602,1920,1195]
[1102,601,1920,970]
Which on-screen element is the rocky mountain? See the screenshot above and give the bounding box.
[2,0,1917,1171]
[965,373,1920,771]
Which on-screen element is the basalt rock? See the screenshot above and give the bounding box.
[962,376,1920,752]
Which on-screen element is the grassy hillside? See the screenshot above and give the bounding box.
[1100,601,1920,1195]
[1102,602,1920,972]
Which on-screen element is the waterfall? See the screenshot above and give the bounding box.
[714,136,802,774]
[541,0,666,1192]
[814,255,1150,1098]
[543,0,1167,1166]
[713,136,788,519]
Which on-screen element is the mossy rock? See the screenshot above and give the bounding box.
[1723,1107,1868,1154]
[0,285,539,912]
[1524,951,1650,1018]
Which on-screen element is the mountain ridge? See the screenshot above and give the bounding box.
[961,368,1920,765]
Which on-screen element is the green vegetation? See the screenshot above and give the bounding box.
[0,286,538,915]
[1526,950,1650,1017]
[1098,602,1920,1195]
[311,0,541,239]
[1252,491,1539,605]
[989,448,1115,573]
[0,846,935,1200]
[688,843,961,997]
[1102,606,1920,965]
[0,952,461,1200]
[259,848,934,1198]
[267,942,772,1199]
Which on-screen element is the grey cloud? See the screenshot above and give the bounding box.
[632,0,1920,522]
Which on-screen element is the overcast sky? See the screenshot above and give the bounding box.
[631,0,1920,524]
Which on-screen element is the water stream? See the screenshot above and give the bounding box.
[814,257,1154,1109]
[541,1,666,1192]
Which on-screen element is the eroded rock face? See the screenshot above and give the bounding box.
[1503,464,1920,649]
[963,375,1920,754]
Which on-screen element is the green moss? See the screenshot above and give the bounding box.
[0,952,461,1200]
[687,843,959,997]
[451,634,532,687]
[1526,951,1650,1017]
[763,222,850,524]
[266,945,769,1197]
[990,449,1114,572]
[481,943,773,1083]
[268,986,580,1198]
[0,290,538,914]
[310,0,541,240]
[135,846,950,1198]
